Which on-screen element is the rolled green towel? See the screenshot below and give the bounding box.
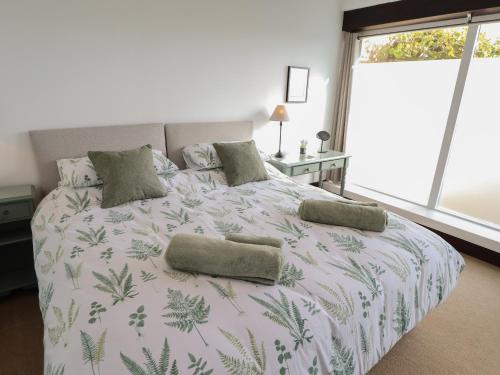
[336,199,378,207]
[298,199,387,232]
[225,234,283,249]
[165,234,283,285]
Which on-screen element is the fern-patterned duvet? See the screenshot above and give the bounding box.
[33,164,464,375]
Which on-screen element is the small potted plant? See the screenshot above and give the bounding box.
[300,140,308,155]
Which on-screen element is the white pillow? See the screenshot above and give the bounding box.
[152,150,179,178]
[57,149,178,187]
[182,143,222,170]
[258,149,270,161]
[182,142,269,170]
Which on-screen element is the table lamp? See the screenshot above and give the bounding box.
[269,105,290,158]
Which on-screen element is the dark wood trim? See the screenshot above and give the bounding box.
[425,226,500,267]
[343,0,500,32]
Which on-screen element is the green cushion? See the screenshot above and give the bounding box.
[88,144,167,208]
[213,140,269,186]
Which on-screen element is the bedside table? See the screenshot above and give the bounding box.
[0,185,36,295]
[268,150,351,195]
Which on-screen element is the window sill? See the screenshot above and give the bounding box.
[323,181,500,254]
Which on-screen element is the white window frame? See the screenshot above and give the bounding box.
[427,24,479,208]
[346,14,500,236]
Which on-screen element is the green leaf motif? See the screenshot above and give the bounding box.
[217,328,266,375]
[393,291,411,337]
[274,339,291,375]
[214,221,243,235]
[387,217,406,230]
[45,363,65,375]
[39,282,54,319]
[40,246,64,275]
[80,329,107,375]
[181,198,203,209]
[436,273,445,303]
[55,223,70,239]
[269,218,307,240]
[65,191,90,214]
[49,298,80,347]
[308,355,319,375]
[120,337,178,375]
[250,290,312,351]
[316,283,354,325]
[291,251,318,267]
[141,270,157,283]
[359,323,370,357]
[196,174,218,193]
[279,263,313,296]
[279,263,303,287]
[88,301,107,324]
[162,208,192,225]
[380,251,411,282]
[226,197,254,213]
[302,299,321,316]
[92,264,138,305]
[34,237,47,259]
[127,239,162,268]
[209,280,244,314]
[129,305,148,337]
[77,226,107,247]
[328,233,366,253]
[163,288,210,346]
[187,353,213,375]
[100,248,113,263]
[330,336,355,375]
[380,233,429,265]
[64,262,83,289]
[329,258,382,300]
[105,210,134,225]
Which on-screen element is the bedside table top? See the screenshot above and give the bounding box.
[0,185,34,203]
[269,150,350,167]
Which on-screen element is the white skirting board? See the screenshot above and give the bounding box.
[323,181,500,254]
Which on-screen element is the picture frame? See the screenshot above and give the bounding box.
[286,66,309,103]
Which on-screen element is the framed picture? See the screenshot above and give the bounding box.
[286,66,309,103]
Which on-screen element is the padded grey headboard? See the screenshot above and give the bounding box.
[165,121,253,169]
[30,123,166,196]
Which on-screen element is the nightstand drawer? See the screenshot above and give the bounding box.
[0,201,33,223]
[321,159,345,171]
[291,163,320,176]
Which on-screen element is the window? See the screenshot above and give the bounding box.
[439,22,500,226]
[346,20,500,229]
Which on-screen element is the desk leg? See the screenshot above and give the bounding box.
[319,170,323,189]
[340,165,347,196]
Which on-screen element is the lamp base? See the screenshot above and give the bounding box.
[317,150,328,154]
[275,151,284,158]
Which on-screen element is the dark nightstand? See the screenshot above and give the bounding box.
[0,185,36,295]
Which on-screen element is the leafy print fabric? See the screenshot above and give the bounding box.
[182,143,222,170]
[182,142,269,170]
[33,163,464,374]
[57,150,178,187]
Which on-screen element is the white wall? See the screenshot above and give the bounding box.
[342,0,399,11]
[0,0,344,187]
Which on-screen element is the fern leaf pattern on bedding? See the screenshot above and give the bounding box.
[31,163,464,374]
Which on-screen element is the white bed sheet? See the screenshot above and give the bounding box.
[32,164,464,375]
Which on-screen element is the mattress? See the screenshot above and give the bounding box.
[32,163,464,374]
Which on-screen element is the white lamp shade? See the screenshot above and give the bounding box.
[269,105,290,122]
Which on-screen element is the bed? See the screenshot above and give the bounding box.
[30,122,464,375]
